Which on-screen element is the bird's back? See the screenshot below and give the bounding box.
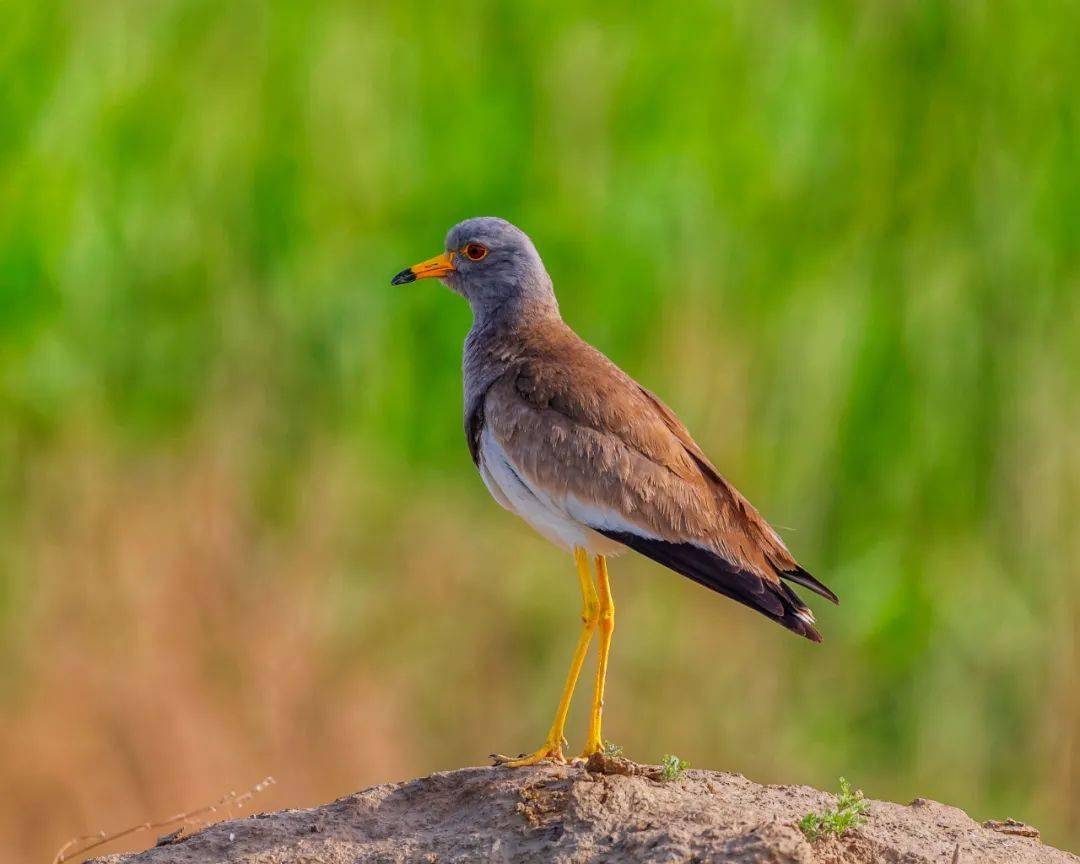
[464,316,836,640]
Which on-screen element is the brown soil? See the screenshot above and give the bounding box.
[93,759,1078,864]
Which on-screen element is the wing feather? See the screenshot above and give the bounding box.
[481,325,837,638]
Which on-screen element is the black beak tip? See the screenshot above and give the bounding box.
[391,268,416,286]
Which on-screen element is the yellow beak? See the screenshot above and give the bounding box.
[391,250,456,285]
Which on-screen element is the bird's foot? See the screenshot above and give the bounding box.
[579,738,603,760]
[491,737,567,768]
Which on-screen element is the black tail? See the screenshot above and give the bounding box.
[779,564,839,605]
[597,531,825,642]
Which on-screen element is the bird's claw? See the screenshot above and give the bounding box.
[579,740,603,760]
[491,742,567,767]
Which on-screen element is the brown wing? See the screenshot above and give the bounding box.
[635,384,838,606]
[484,325,836,641]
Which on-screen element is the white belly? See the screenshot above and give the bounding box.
[477,426,625,556]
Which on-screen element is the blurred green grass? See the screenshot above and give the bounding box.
[1,0,1078,860]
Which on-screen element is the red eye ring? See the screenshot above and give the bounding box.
[463,243,488,261]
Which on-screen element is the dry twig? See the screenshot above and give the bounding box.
[52,776,275,864]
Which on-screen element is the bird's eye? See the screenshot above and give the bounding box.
[463,243,488,261]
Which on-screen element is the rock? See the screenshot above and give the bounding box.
[985,818,1042,839]
[91,763,1078,864]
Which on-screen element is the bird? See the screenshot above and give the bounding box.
[391,217,837,767]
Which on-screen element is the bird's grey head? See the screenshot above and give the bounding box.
[391,217,558,326]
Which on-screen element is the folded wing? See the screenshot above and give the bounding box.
[481,335,836,641]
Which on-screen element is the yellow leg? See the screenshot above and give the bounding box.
[494,547,599,767]
[581,555,614,757]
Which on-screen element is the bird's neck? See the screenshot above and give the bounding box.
[473,296,559,336]
[468,274,560,333]
[462,289,565,411]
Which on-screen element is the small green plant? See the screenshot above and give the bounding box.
[799,777,870,841]
[659,753,688,781]
[602,740,623,758]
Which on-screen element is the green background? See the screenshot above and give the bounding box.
[2,1,1078,860]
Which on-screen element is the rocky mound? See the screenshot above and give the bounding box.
[94,759,1077,864]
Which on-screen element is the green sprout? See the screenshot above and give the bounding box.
[798,777,870,841]
[602,740,623,758]
[659,753,689,781]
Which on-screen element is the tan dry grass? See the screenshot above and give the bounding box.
[1,412,1077,861]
